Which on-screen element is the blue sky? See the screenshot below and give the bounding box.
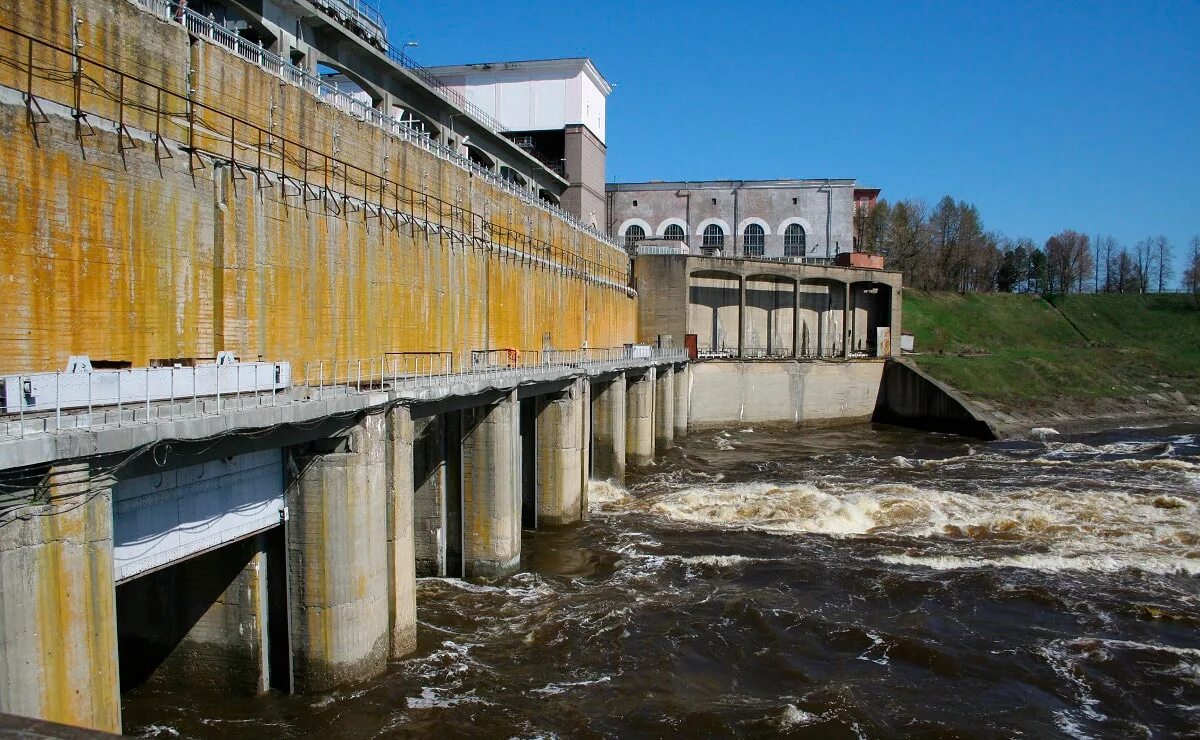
[381,1,1199,275]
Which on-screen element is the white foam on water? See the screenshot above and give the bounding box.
[878,552,1200,576]
[530,675,613,695]
[644,478,1199,575]
[138,726,180,737]
[406,687,484,710]
[587,479,629,508]
[776,704,822,729]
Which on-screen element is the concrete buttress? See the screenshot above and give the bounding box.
[287,415,390,692]
[591,374,627,484]
[673,364,691,438]
[626,368,657,467]
[654,365,676,449]
[0,463,121,733]
[461,393,521,578]
[385,406,418,658]
[536,379,588,525]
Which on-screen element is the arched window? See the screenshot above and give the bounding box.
[784,223,807,256]
[702,224,725,250]
[624,224,646,249]
[743,223,765,257]
[664,224,686,242]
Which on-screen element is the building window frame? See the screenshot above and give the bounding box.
[624,224,646,249]
[743,223,765,257]
[702,224,725,250]
[784,223,807,257]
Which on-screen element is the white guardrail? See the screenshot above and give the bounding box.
[127,0,623,253]
[0,348,688,438]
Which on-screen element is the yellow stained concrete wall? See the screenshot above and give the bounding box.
[0,0,636,377]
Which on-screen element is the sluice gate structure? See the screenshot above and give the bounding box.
[0,0,690,732]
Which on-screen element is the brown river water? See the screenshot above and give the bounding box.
[124,422,1200,738]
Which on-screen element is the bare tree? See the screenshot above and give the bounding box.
[1044,230,1092,293]
[1134,238,1158,294]
[1153,235,1173,292]
[1094,235,1118,292]
[1182,235,1200,294]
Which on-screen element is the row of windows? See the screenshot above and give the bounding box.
[625,223,807,256]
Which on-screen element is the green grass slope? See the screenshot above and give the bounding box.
[902,291,1200,407]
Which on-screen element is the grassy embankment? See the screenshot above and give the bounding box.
[902,291,1200,409]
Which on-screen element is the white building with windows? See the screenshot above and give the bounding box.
[606,179,878,261]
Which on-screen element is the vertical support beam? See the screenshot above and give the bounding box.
[792,281,802,358]
[461,393,521,578]
[843,283,852,359]
[0,463,121,733]
[673,364,690,438]
[386,406,417,658]
[591,374,627,484]
[654,364,675,449]
[890,285,903,357]
[626,368,656,467]
[287,416,389,692]
[738,275,747,358]
[535,379,587,526]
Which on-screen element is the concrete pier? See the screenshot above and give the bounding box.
[673,364,690,438]
[536,380,588,525]
[287,415,390,692]
[626,368,657,467]
[654,365,676,449]
[0,464,121,733]
[461,394,522,578]
[385,406,418,658]
[591,373,627,484]
[116,534,274,695]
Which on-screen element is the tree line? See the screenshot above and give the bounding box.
[856,195,1200,295]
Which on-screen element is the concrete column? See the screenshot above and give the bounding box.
[626,368,656,467]
[116,534,272,696]
[536,379,587,526]
[386,406,417,658]
[0,463,121,733]
[673,364,690,438]
[843,283,852,358]
[890,286,903,357]
[792,281,802,358]
[461,393,521,578]
[654,364,675,449]
[591,373,627,484]
[287,415,390,692]
[412,415,447,577]
[738,276,747,358]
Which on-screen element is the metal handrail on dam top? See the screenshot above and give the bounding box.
[0,19,632,291]
[126,0,620,251]
[0,348,687,439]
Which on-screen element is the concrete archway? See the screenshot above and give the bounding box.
[744,274,796,357]
[687,270,740,354]
[849,281,895,356]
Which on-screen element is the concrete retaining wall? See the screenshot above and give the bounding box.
[688,360,885,428]
[873,360,997,440]
[0,0,636,377]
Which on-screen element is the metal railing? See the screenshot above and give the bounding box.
[127,0,624,253]
[315,0,387,47]
[300,346,689,398]
[0,348,688,439]
[0,364,291,438]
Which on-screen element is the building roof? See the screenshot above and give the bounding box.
[425,57,612,96]
[606,178,858,191]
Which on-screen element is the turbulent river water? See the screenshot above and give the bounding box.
[125,423,1200,739]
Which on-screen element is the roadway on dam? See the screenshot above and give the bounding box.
[122,422,1200,738]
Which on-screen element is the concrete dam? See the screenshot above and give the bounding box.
[0,0,908,733]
